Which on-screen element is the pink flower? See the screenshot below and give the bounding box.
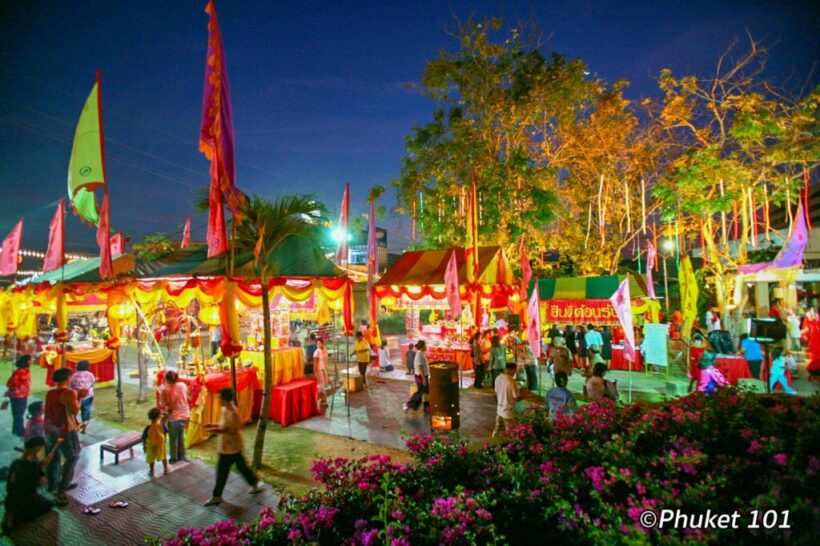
[774,453,788,466]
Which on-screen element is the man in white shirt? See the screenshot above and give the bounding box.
[493,363,523,437]
[584,323,603,349]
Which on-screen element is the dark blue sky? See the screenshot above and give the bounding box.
[0,0,816,254]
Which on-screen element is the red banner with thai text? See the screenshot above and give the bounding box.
[544,299,622,324]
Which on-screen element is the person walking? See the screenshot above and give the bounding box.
[351,332,372,386]
[378,340,394,372]
[43,367,80,505]
[314,338,329,406]
[489,335,507,385]
[160,370,191,464]
[768,347,797,394]
[403,340,429,413]
[69,360,95,432]
[5,355,32,438]
[493,362,524,437]
[204,388,263,506]
[210,326,222,357]
[739,334,764,380]
[577,325,589,373]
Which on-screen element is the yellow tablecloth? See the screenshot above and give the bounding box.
[239,347,304,386]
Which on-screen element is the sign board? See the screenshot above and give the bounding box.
[642,323,668,366]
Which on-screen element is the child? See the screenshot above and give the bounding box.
[769,347,797,394]
[405,343,416,375]
[697,350,728,395]
[378,340,394,372]
[143,407,168,478]
[24,401,45,442]
[546,371,575,420]
[69,360,96,432]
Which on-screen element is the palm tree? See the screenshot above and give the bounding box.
[231,194,327,468]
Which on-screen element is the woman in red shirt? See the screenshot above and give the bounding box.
[5,355,32,437]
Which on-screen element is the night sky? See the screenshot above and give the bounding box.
[0,0,816,255]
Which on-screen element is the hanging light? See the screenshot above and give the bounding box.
[198,305,221,326]
[109,302,136,320]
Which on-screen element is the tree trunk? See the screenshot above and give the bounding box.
[253,282,272,469]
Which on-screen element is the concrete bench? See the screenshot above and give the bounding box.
[100,431,143,465]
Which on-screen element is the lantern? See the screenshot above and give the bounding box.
[198,305,221,326]
[381,295,397,308]
[330,298,344,311]
[109,302,136,320]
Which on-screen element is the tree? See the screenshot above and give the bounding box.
[132,232,175,262]
[231,194,327,469]
[651,37,819,313]
[393,18,672,275]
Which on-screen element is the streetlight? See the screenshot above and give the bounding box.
[662,238,675,312]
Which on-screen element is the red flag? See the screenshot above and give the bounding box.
[110,233,124,256]
[43,199,65,272]
[444,250,462,318]
[609,277,636,362]
[0,220,23,276]
[181,216,191,249]
[526,287,541,359]
[335,183,349,263]
[207,178,227,258]
[96,192,113,279]
[645,241,657,299]
[200,0,242,216]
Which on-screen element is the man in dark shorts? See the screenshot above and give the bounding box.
[2,436,55,531]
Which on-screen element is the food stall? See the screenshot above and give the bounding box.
[375,246,517,370]
[529,275,659,372]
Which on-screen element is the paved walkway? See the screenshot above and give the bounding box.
[0,394,278,545]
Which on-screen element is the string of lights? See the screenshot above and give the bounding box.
[0,248,91,261]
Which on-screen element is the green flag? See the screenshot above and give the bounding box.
[67,80,105,225]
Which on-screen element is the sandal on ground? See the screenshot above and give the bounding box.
[109,501,129,508]
[82,507,101,516]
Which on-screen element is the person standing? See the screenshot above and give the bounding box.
[304,333,318,375]
[489,335,507,385]
[160,371,191,464]
[564,325,577,366]
[739,334,764,380]
[143,407,168,478]
[577,325,589,373]
[493,362,523,437]
[469,333,483,388]
[480,330,492,380]
[403,341,429,413]
[44,368,80,505]
[5,355,32,437]
[601,326,613,366]
[786,310,802,352]
[69,360,96,432]
[210,326,222,357]
[204,388,263,506]
[802,307,820,379]
[584,324,603,350]
[378,340,394,372]
[405,342,417,376]
[351,332,372,386]
[314,338,329,406]
[550,336,573,380]
[2,436,55,531]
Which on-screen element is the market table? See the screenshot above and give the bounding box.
[155,367,260,447]
[265,378,320,427]
[40,347,116,387]
[714,355,753,385]
[609,345,644,372]
[401,344,473,371]
[239,347,304,386]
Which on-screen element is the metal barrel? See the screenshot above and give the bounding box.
[429,360,460,431]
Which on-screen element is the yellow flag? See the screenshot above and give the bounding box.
[679,256,699,340]
[67,80,106,225]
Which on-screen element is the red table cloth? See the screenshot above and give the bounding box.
[714,356,753,385]
[609,345,644,372]
[44,351,116,386]
[267,378,320,426]
[401,345,473,370]
[154,367,260,409]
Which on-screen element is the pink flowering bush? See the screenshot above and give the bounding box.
[164,390,818,544]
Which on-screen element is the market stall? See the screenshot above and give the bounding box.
[239,346,304,385]
[40,345,117,386]
[375,246,518,371]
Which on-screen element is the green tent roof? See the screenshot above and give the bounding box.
[131,237,339,279]
[25,254,134,284]
[529,274,648,300]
